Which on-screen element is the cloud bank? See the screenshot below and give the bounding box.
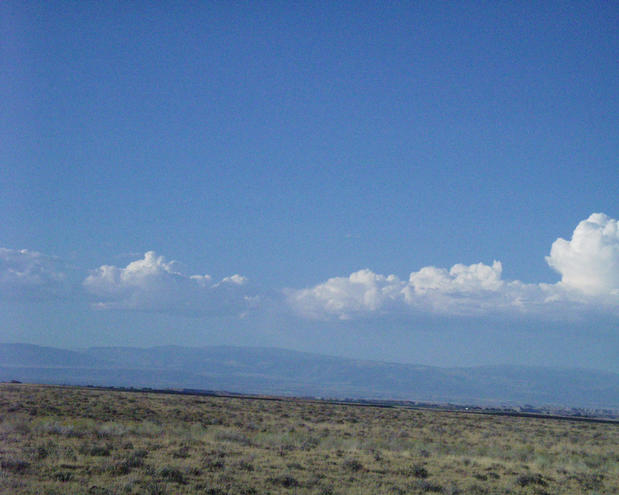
[0,248,68,300]
[3,213,616,321]
[83,251,256,316]
[287,213,619,319]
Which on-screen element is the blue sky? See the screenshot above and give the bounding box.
[1,2,617,371]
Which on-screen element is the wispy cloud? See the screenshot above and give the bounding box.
[286,213,619,319]
[0,248,68,300]
[83,251,257,316]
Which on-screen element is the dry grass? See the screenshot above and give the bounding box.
[0,383,617,494]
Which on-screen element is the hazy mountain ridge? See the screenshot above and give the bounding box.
[1,343,618,409]
[0,343,107,368]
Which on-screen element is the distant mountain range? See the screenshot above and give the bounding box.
[1,343,618,409]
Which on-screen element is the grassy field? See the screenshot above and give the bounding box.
[0,384,617,494]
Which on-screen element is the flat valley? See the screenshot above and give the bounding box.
[1,383,617,494]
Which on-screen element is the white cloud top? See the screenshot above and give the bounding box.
[287,269,404,320]
[288,214,619,319]
[408,261,504,294]
[287,261,518,319]
[3,213,617,320]
[0,248,67,299]
[546,213,618,296]
[83,251,254,315]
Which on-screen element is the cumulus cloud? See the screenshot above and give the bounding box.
[5,212,617,321]
[407,261,504,294]
[83,251,256,316]
[0,247,68,300]
[286,269,405,319]
[546,213,618,296]
[287,213,619,319]
[288,261,517,319]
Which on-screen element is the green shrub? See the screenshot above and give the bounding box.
[86,486,114,495]
[343,458,363,472]
[88,445,111,456]
[412,464,429,479]
[1,457,30,473]
[53,471,73,482]
[415,480,444,493]
[268,475,299,488]
[145,481,168,495]
[516,473,546,487]
[159,466,186,484]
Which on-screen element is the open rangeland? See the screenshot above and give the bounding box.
[0,384,617,494]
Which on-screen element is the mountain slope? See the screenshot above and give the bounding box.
[1,343,617,409]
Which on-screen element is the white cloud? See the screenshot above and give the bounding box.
[407,261,503,294]
[286,269,405,319]
[288,262,515,319]
[83,251,256,315]
[219,274,248,286]
[546,213,618,296]
[287,213,619,319]
[5,212,617,321]
[0,248,68,300]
